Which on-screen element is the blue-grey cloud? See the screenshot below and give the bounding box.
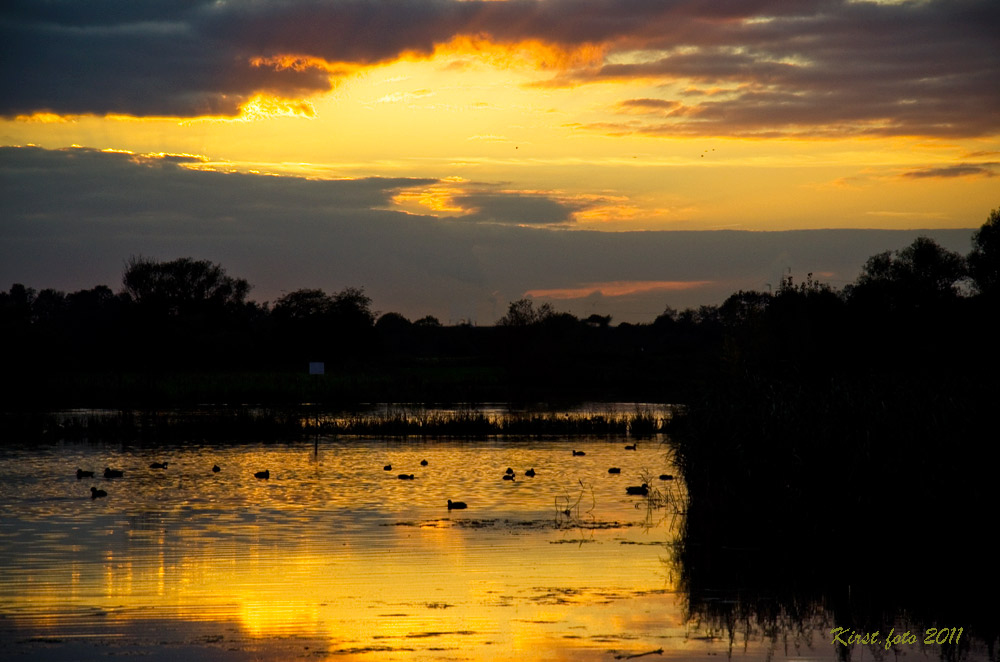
[455,191,580,226]
[0,146,979,323]
[901,163,998,179]
[1,1,997,138]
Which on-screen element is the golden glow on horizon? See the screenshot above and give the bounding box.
[3,29,997,231]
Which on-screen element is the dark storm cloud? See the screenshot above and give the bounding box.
[0,145,978,323]
[2,1,997,137]
[0,1,333,116]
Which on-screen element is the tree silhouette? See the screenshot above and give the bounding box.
[413,315,442,327]
[272,286,375,363]
[272,289,334,322]
[121,256,250,317]
[847,236,966,311]
[968,206,1000,297]
[497,298,554,326]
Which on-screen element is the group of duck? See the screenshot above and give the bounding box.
[382,458,429,481]
[77,461,223,499]
[384,443,674,510]
[77,442,675,507]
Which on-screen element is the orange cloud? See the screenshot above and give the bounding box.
[527,280,713,300]
[430,35,606,71]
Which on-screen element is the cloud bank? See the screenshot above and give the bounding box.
[1,146,979,323]
[2,1,997,137]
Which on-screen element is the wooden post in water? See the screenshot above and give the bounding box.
[308,363,324,456]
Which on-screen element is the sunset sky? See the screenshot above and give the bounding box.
[2,0,998,323]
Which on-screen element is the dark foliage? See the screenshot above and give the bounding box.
[664,226,999,655]
[1,210,996,414]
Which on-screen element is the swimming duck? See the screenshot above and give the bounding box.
[608,467,621,474]
[90,487,107,499]
[626,484,649,496]
[505,467,514,475]
[625,443,637,451]
[447,500,467,510]
[397,474,415,480]
[212,465,221,473]
[572,450,586,456]
[659,474,674,481]
[254,469,270,479]
[384,464,392,471]
[420,459,428,466]
[525,468,536,477]
[76,469,95,479]
[103,467,124,478]
[149,462,168,469]
[502,473,515,481]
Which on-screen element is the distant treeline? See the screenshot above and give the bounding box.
[2,208,997,408]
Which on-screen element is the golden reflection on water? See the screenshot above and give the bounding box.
[0,434,707,660]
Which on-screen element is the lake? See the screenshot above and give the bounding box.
[1,418,994,661]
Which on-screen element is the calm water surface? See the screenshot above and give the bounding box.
[1,432,977,661]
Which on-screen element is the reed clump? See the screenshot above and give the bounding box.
[3,405,673,442]
[308,407,671,437]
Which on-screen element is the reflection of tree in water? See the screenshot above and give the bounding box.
[674,525,997,661]
[669,383,999,661]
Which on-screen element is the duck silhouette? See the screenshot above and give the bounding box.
[103,467,124,479]
[90,487,107,499]
[505,467,514,475]
[626,484,649,496]
[447,500,467,510]
[397,474,415,480]
[572,450,586,456]
[502,473,515,481]
[384,464,392,471]
[254,469,270,480]
[608,467,621,474]
[149,462,168,469]
[625,443,637,451]
[76,469,94,479]
[659,474,674,481]
[420,459,428,466]
[212,465,221,473]
[524,468,536,477]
